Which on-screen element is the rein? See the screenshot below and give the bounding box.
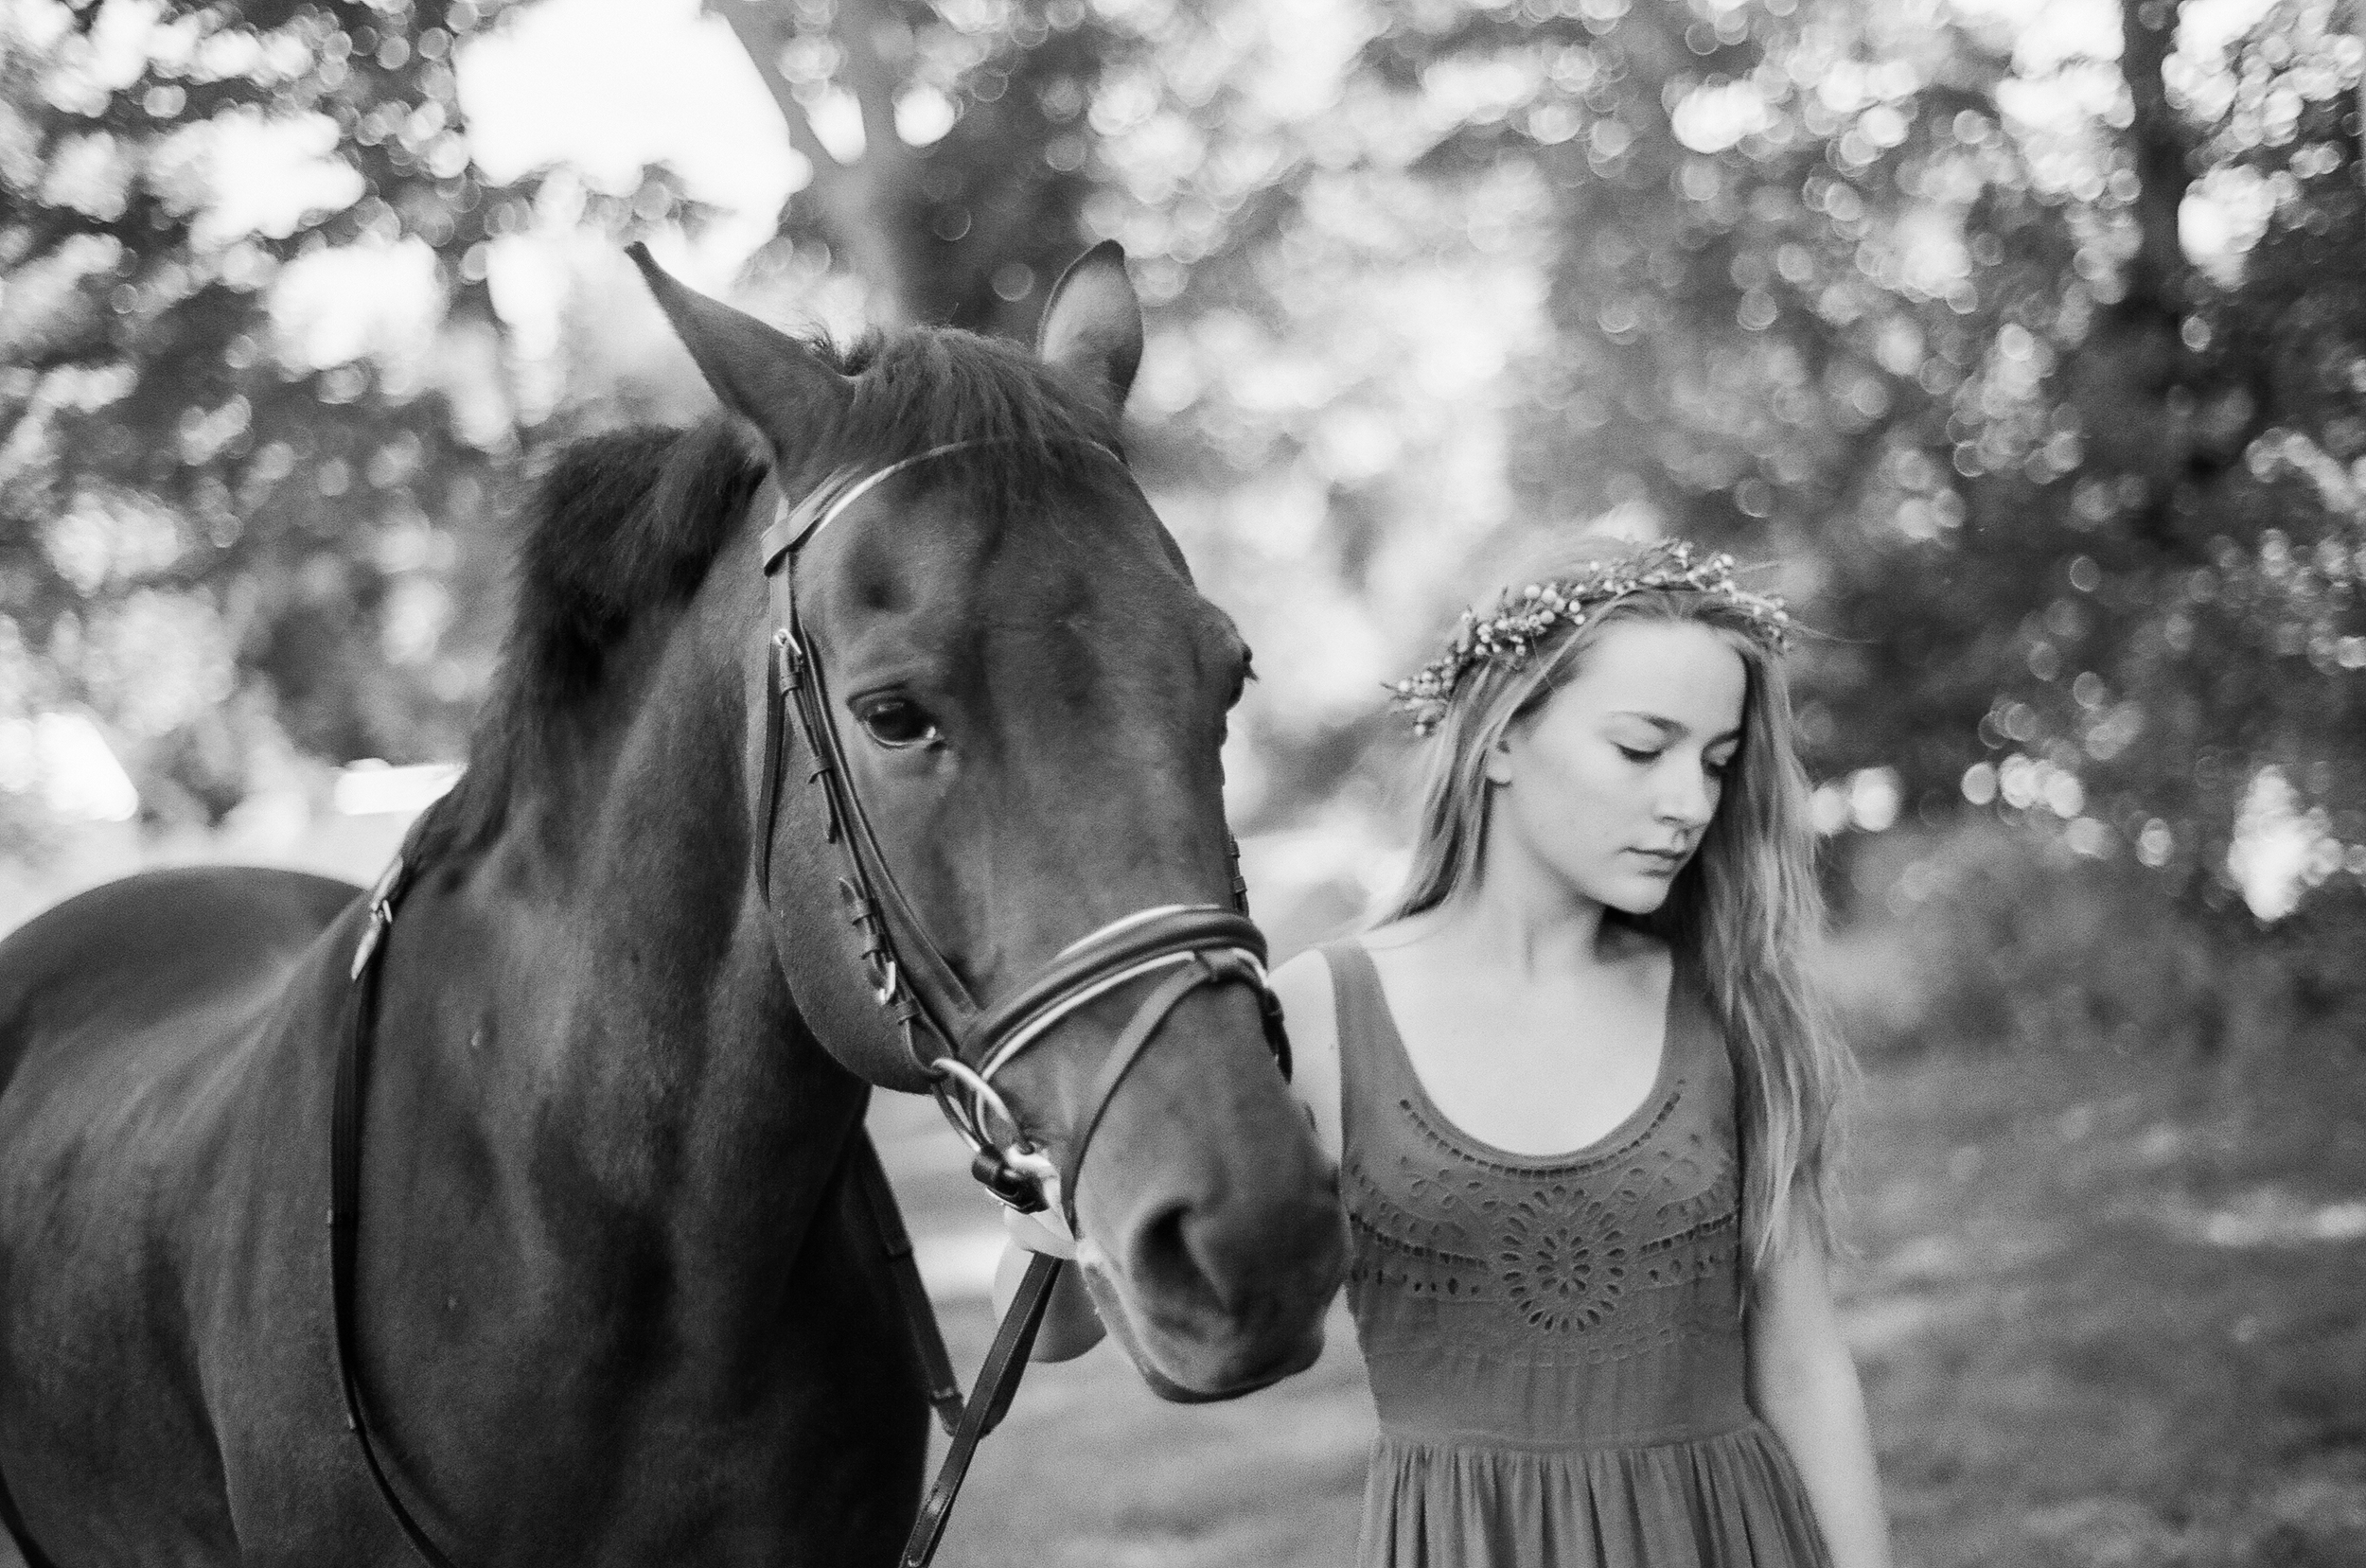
[309,440,1290,1568]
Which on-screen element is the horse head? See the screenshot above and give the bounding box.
[629,243,1344,1401]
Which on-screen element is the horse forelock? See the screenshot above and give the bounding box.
[415,323,1133,866]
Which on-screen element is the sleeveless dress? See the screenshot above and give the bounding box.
[1321,942,1831,1568]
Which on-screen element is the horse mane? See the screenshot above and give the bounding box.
[412,324,1121,867]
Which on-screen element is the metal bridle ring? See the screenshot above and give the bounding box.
[927,1058,1019,1150]
[927,1057,1057,1210]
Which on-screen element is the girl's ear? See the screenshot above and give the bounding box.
[1482,732,1517,786]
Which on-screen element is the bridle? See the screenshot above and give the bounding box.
[258,437,1295,1568]
[757,439,1293,1565]
[752,437,1290,1227]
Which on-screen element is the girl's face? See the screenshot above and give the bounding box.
[1485,619,1748,916]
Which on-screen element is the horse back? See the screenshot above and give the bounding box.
[0,865,360,1097]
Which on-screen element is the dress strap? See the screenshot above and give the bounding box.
[1318,940,1399,1172]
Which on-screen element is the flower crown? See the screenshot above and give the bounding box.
[1389,540,1792,736]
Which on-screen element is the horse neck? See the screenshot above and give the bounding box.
[410,573,865,1286]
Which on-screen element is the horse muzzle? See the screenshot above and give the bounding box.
[1062,986,1346,1402]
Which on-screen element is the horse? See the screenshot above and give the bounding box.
[0,243,1346,1566]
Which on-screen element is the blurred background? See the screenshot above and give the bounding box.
[2,0,2362,1562]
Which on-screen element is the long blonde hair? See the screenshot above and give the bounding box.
[1384,540,1851,1273]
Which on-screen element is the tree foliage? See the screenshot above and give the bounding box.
[6,0,2361,934]
[1,0,709,830]
[1171,0,2365,922]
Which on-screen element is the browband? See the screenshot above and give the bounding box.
[762,441,988,569]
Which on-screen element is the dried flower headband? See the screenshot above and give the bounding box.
[1389,540,1792,736]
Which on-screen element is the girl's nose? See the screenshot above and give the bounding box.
[1658,758,1716,827]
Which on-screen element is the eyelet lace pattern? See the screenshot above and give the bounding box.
[1346,1093,1742,1358]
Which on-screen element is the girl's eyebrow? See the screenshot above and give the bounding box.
[1611,712,1744,747]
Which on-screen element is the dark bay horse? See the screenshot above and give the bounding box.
[0,244,1344,1565]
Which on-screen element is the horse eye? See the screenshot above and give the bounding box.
[856,697,940,749]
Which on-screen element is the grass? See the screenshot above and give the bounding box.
[879,1032,2366,1567]
[1845,1043,2366,1568]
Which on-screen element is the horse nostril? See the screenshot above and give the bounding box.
[1123,1201,1235,1323]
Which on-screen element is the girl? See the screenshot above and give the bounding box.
[1274,537,1888,1567]
[1002,537,1889,1568]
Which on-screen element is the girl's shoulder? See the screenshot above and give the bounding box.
[1267,942,1357,1165]
[1267,943,1344,1051]
[1267,921,1421,1043]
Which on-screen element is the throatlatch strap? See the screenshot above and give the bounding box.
[898,1251,1064,1568]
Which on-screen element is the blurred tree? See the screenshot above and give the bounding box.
[1800,0,2366,925]
[0,0,702,831]
[1159,0,2364,925]
[715,0,1133,331]
[9,0,2359,939]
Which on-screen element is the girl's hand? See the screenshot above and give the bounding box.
[993,1207,1107,1362]
[1746,1228,1894,1568]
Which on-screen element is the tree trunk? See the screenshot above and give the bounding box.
[2120,0,2191,327]
[715,0,928,326]
[2110,0,2198,547]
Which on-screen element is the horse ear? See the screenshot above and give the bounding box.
[627,243,843,443]
[1036,240,1142,414]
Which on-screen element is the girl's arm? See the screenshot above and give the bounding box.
[1744,1227,1893,1568]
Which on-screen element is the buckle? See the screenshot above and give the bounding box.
[971,1148,1051,1214]
[348,854,406,981]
